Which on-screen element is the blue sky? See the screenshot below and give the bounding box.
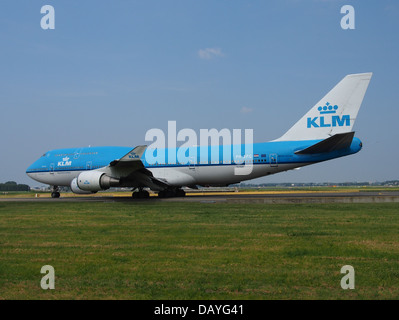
[1,0,398,186]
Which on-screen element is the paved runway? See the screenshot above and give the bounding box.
[2,191,399,204]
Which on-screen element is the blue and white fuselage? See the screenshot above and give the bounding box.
[26,73,372,198]
[26,140,362,187]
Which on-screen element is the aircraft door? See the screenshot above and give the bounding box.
[189,156,196,171]
[74,148,82,160]
[269,154,278,167]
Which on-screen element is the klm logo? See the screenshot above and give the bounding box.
[58,157,72,167]
[307,103,350,128]
[128,152,139,159]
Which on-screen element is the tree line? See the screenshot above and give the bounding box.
[0,181,30,191]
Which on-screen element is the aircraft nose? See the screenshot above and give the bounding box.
[26,160,46,184]
[26,160,36,173]
[26,164,35,179]
[26,171,34,179]
[26,159,42,180]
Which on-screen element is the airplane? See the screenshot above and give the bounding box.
[26,73,372,199]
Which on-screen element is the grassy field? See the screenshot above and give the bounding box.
[0,201,398,299]
[1,185,399,198]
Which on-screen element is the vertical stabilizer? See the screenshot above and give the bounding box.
[275,73,372,141]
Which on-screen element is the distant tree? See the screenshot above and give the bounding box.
[0,182,30,191]
[17,184,30,191]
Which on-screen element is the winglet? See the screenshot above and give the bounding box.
[110,145,147,167]
[119,145,147,162]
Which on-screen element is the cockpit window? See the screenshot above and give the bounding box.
[42,153,46,157]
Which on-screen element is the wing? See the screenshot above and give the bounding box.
[109,145,147,170]
[103,145,170,191]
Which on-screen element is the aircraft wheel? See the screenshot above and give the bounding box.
[132,192,142,199]
[158,190,166,198]
[133,190,150,199]
[165,190,175,198]
[158,190,173,198]
[51,192,60,198]
[142,190,150,198]
[158,190,176,198]
[176,189,186,197]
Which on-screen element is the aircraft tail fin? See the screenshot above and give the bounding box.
[275,73,372,141]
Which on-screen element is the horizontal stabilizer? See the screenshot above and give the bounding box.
[295,132,355,155]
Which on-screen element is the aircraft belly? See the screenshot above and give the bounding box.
[151,167,196,186]
[28,171,79,186]
[193,163,306,185]
[195,165,236,185]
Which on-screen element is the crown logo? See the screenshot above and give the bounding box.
[63,157,70,162]
[318,102,338,114]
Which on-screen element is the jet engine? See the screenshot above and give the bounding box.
[71,171,120,193]
[70,178,93,194]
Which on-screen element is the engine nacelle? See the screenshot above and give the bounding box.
[70,178,94,194]
[76,171,120,192]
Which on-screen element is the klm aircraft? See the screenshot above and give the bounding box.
[26,73,372,198]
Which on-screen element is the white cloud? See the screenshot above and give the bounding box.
[198,47,224,60]
[240,106,253,114]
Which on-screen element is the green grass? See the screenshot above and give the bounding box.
[1,185,399,199]
[0,202,398,299]
[238,186,399,192]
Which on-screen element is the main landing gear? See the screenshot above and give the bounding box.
[51,186,60,198]
[157,188,186,198]
[132,188,150,199]
[132,188,186,199]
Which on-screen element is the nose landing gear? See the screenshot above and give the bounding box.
[51,186,60,198]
